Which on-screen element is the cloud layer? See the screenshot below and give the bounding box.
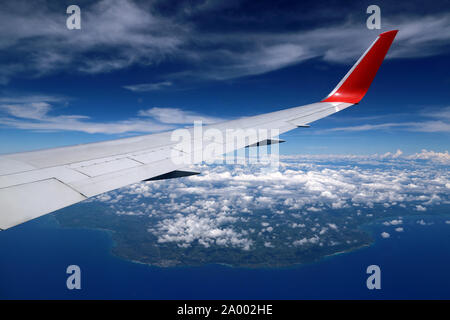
[86,151,450,251]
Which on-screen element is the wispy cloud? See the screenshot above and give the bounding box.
[0,0,185,83]
[325,107,450,133]
[421,106,450,120]
[327,121,450,133]
[123,81,173,92]
[180,13,450,80]
[0,95,221,134]
[138,107,223,124]
[0,0,449,83]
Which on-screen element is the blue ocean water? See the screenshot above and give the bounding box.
[0,216,449,299]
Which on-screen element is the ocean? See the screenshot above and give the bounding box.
[0,215,449,299]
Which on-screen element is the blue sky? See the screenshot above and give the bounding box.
[0,0,449,155]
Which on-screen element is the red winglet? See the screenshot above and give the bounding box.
[322,30,398,104]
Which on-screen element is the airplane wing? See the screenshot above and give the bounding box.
[0,30,398,230]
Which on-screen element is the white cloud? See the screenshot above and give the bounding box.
[383,219,403,226]
[149,213,253,250]
[423,106,450,121]
[325,106,450,134]
[416,219,433,226]
[327,223,338,230]
[0,99,172,134]
[0,95,222,134]
[97,194,112,202]
[87,152,449,252]
[138,107,222,124]
[293,235,320,246]
[381,232,390,238]
[415,205,427,212]
[327,121,450,134]
[282,149,450,165]
[123,81,173,92]
[407,149,450,165]
[264,242,274,248]
[0,1,450,83]
[0,0,185,83]
[164,155,449,215]
[387,15,450,59]
[381,149,403,159]
[178,13,450,81]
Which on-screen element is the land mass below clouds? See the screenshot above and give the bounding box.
[53,155,450,268]
[54,202,450,268]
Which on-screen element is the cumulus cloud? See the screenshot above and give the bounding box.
[407,150,450,165]
[381,232,391,238]
[381,150,403,159]
[416,219,433,226]
[293,235,320,246]
[383,219,403,226]
[328,223,338,230]
[161,154,448,214]
[88,152,449,251]
[148,213,252,250]
[264,242,274,248]
[415,205,427,212]
[282,149,450,165]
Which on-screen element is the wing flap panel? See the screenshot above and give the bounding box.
[129,147,173,164]
[68,159,180,197]
[0,178,86,230]
[71,157,142,177]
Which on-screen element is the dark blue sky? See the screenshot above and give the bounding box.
[0,0,449,154]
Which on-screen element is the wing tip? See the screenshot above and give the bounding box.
[322,29,398,104]
[379,30,399,38]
